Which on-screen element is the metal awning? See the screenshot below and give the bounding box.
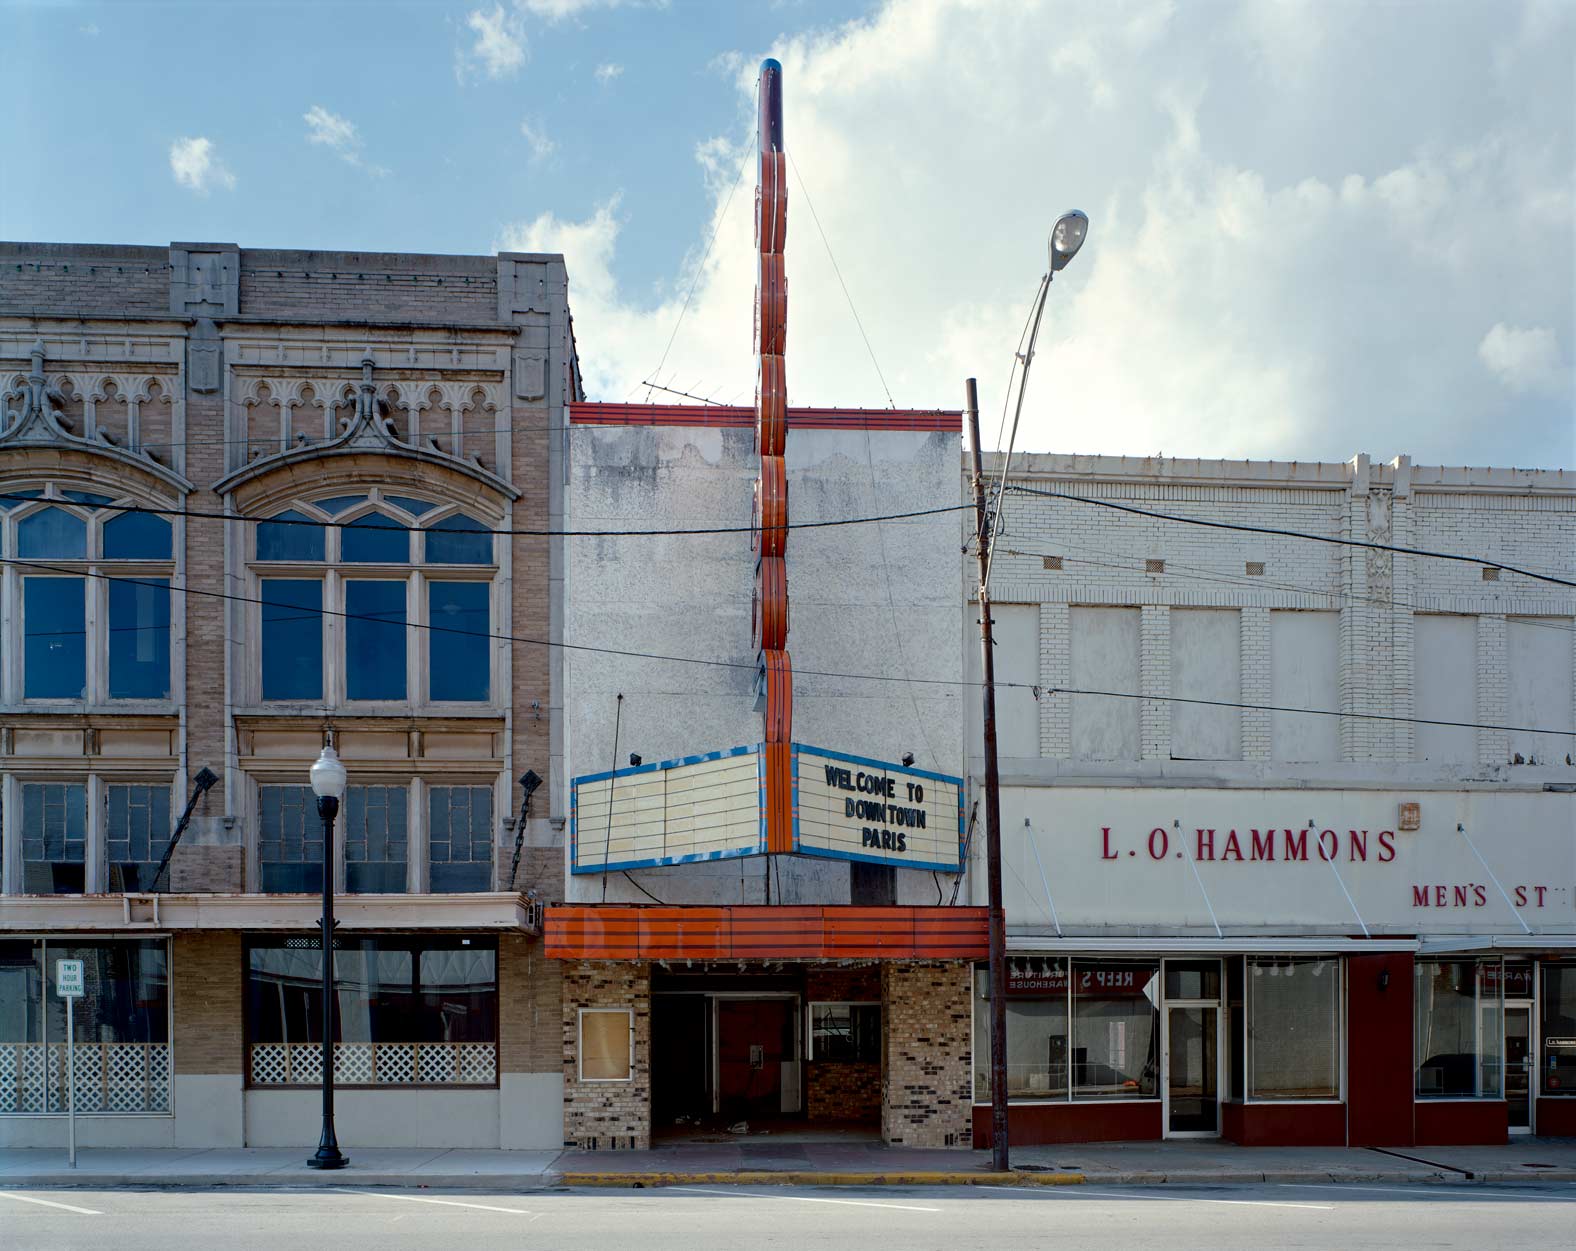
[1417,934,1576,955]
[0,892,542,934]
[1007,935,1420,954]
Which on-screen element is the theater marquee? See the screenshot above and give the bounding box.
[570,744,965,874]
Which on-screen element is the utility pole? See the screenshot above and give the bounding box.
[966,377,1010,1171]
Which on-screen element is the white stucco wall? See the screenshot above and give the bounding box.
[564,420,964,904]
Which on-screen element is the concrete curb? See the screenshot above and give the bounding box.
[0,1172,560,1190]
[555,1170,1085,1188]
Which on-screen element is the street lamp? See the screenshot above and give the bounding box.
[306,744,348,1170]
[969,210,1089,1172]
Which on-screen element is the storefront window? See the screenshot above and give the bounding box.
[1415,959,1502,1098]
[579,1008,633,1082]
[1071,961,1159,1099]
[809,1003,880,1062]
[1248,957,1340,1100]
[1540,963,1576,1097]
[0,938,169,1115]
[973,961,1073,1101]
[245,936,497,1087]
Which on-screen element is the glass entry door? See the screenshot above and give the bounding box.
[1166,1005,1219,1135]
[1506,1004,1533,1133]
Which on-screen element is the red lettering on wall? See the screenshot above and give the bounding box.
[1250,829,1275,861]
[1318,830,1338,861]
[1286,829,1308,861]
[1101,827,1118,860]
[1378,830,1396,862]
[1454,885,1468,907]
[1436,886,1447,907]
[1535,886,1548,908]
[1349,830,1368,862]
[1148,827,1169,860]
[1413,885,1429,906]
[1474,884,1487,907]
[1516,886,1528,907]
[1195,829,1216,860]
[1222,830,1244,861]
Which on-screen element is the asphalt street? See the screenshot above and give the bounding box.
[2,1181,1573,1250]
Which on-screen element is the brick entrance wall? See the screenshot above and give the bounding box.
[561,961,650,1149]
[881,960,972,1147]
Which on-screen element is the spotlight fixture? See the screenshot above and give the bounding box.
[901,752,915,767]
[520,769,541,798]
[629,753,642,767]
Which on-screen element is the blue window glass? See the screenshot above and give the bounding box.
[102,512,172,560]
[256,510,325,562]
[107,784,172,892]
[341,511,409,564]
[24,577,85,699]
[387,496,435,516]
[62,491,114,507]
[258,785,322,893]
[108,577,170,699]
[0,489,43,510]
[424,515,491,565]
[21,782,88,894]
[18,508,86,559]
[428,583,490,701]
[428,786,493,893]
[343,785,408,894]
[314,495,366,516]
[260,579,323,700]
[346,580,406,700]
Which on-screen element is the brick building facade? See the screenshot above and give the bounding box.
[0,240,576,1149]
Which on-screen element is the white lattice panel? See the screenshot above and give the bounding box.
[147,1045,170,1112]
[334,1043,373,1084]
[291,1045,323,1085]
[108,1045,147,1111]
[250,1043,289,1086]
[375,1043,415,1084]
[456,1044,495,1084]
[417,1045,456,1084]
[0,1044,17,1113]
[72,1046,106,1112]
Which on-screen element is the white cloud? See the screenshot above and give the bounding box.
[303,105,390,176]
[595,62,624,83]
[499,0,1573,468]
[460,5,527,80]
[79,22,100,36]
[521,0,653,18]
[1479,324,1565,395]
[520,118,557,161]
[168,137,235,194]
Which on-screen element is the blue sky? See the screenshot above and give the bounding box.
[3,1,1573,468]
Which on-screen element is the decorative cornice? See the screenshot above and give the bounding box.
[0,338,191,492]
[214,347,520,500]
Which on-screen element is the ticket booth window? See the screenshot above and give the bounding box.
[580,1008,634,1082]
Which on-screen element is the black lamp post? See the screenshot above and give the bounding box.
[306,744,349,1170]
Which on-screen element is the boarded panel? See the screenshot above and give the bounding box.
[1170,609,1241,760]
[571,746,762,873]
[1070,606,1140,760]
[966,602,1040,759]
[1507,616,1575,765]
[1415,615,1477,763]
[792,744,964,873]
[1271,610,1339,762]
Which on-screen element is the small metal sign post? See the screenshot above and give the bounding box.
[55,959,84,1168]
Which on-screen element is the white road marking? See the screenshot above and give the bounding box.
[331,1188,531,1215]
[0,1192,103,1215]
[995,1185,1331,1211]
[668,1185,942,1212]
[1278,1183,1576,1201]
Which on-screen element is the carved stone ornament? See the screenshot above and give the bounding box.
[0,339,190,490]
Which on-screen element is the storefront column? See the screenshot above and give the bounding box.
[172,931,244,1147]
[881,960,972,1147]
[498,935,565,1149]
[1345,952,1414,1147]
[561,960,650,1149]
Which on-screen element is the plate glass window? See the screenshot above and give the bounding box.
[1415,959,1503,1097]
[809,1003,880,1063]
[345,581,406,700]
[1247,957,1340,1099]
[106,783,172,892]
[258,784,322,893]
[260,580,323,700]
[21,782,87,894]
[428,582,490,701]
[342,785,408,894]
[1542,964,1576,1096]
[428,785,494,892]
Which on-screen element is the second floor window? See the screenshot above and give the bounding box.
[248,491,496,710]
[3,488,175,705]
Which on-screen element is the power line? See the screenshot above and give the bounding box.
[0,492,974,540]
[3,555,1570,739]
[785,148,896,409]
[1002,484,1576,588]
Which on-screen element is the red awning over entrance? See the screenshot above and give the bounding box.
[545,905,989,961]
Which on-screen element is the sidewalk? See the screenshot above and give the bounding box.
[2,1139,1573,1190]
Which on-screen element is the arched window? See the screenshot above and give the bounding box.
[5,487,175,704]
[249,489,497,709]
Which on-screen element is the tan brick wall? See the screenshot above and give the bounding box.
[170,843,243,893]
[498,933,563,1074]
[172,931,243,1074]
[882,960,973,1147]
[561,960,650,1149]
